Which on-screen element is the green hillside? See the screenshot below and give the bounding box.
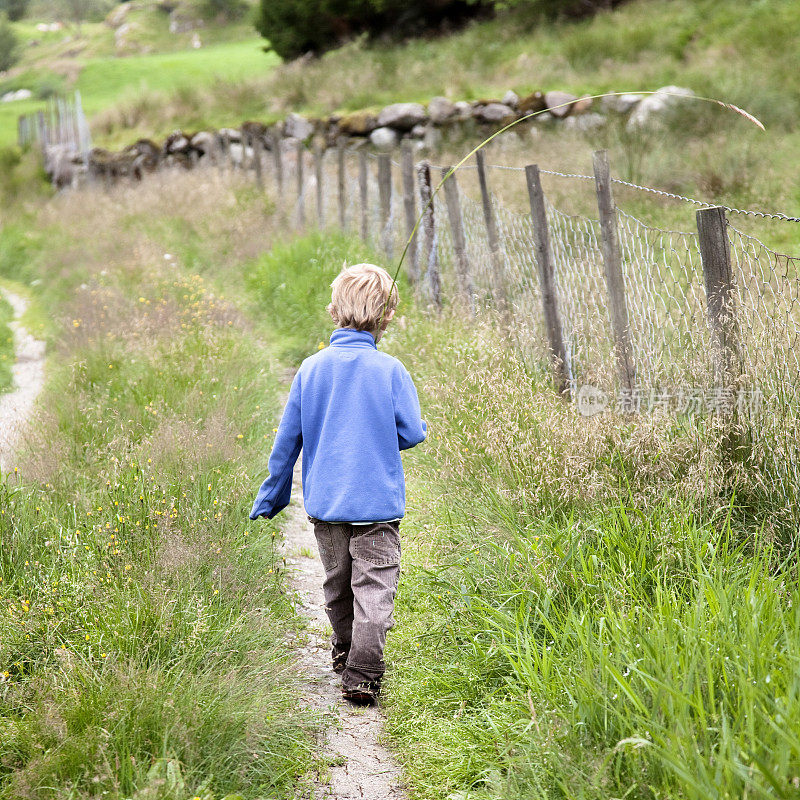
[0,2,276,147]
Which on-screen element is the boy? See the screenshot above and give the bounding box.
[249,263,427,706]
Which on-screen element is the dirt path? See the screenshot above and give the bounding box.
[282,466,407,799]
[0,289,46,474]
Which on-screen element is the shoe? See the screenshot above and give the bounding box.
[332,648,349,674]
[342,681,381,707]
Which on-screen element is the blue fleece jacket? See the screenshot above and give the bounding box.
[248,328,427,523]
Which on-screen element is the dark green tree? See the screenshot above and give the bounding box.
[0,0,29,22]
[0,13,20,72]
[254,0,485,60]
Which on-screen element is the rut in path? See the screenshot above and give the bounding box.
[0,289,46,474]
[282,465,407,799]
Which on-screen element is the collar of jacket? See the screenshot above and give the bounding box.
[329,328,377,349]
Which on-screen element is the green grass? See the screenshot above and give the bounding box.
[0,37,277,147]
[248,229,800,800]
[245,230,404,365]
[0,1,274,147]
[377,313,800,800]
[0,173,319,797]
[75,38,276,117]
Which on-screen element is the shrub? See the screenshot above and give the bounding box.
[0,0,28,22]
[0,13,20,71]
[254,0,487,60]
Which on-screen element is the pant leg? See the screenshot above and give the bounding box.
[343,521,401,691]
[311,519,354,660]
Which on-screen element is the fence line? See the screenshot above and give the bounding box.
[18,91,92,188]
[69,134,800,494]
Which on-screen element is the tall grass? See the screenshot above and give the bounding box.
[245,228,800,799]
[378,312,800,799]
[0,170,317,798]
[0,293,13,393]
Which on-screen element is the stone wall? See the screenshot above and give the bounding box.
[65,86,692,184]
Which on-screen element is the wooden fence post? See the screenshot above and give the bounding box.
[476,150,508,310]
[272,132,284,208]
[314,143,325,228]
[592,149,636,397]
[296,139,305,228]
[441,166,474,314]
[378,153,393,260]
[337,141,346,231]
[400,141,419,286]
[253,134,264,189]
[525,164,571,398]
[359,149,368,242]
[697,205,744,458]
[417,160,441,310]
[221,130,231,170]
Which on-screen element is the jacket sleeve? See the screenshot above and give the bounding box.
[393,364,427,451]
[249,369,303,520]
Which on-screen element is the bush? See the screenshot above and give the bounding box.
[254,0,487,60]
[0,0,28,22]
[245,230,399,365]
[0,13,20,71]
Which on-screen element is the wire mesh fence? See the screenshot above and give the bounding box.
[116,134,800,495]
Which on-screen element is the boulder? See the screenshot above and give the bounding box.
[227,143,252,168]
[1,89,32,102]
[377,102,427,131]
[105,2,130,28]
[163,131,190,155]
[190,131,216,155]
[241,120,268,143]
[338,110,378,136]
[545,90,578,118]
[502,90,520,109]
[628,86,695,128]
[284,112,314,141]
[518,90,546,115]
[428,96,456,125]
[473,103,515,124]
[601,93,644,114]
[217,127,242,144]
[369,127,399,150]
[563,112,605,132]
[410,124,427,138]
[453,100,472,118]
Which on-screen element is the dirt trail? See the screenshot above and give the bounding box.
[282,466,407,799]
[0,289,46,473]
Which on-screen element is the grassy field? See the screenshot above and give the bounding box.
[3,0,800,221]
[0,170,325,798]
[0,0,274,148]
[2,133,800,798]
[248,226,800,799]
[2,1,800,795]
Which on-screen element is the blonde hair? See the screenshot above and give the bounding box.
[327,263,399,331]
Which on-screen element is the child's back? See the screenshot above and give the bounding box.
[250,327,425,523]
